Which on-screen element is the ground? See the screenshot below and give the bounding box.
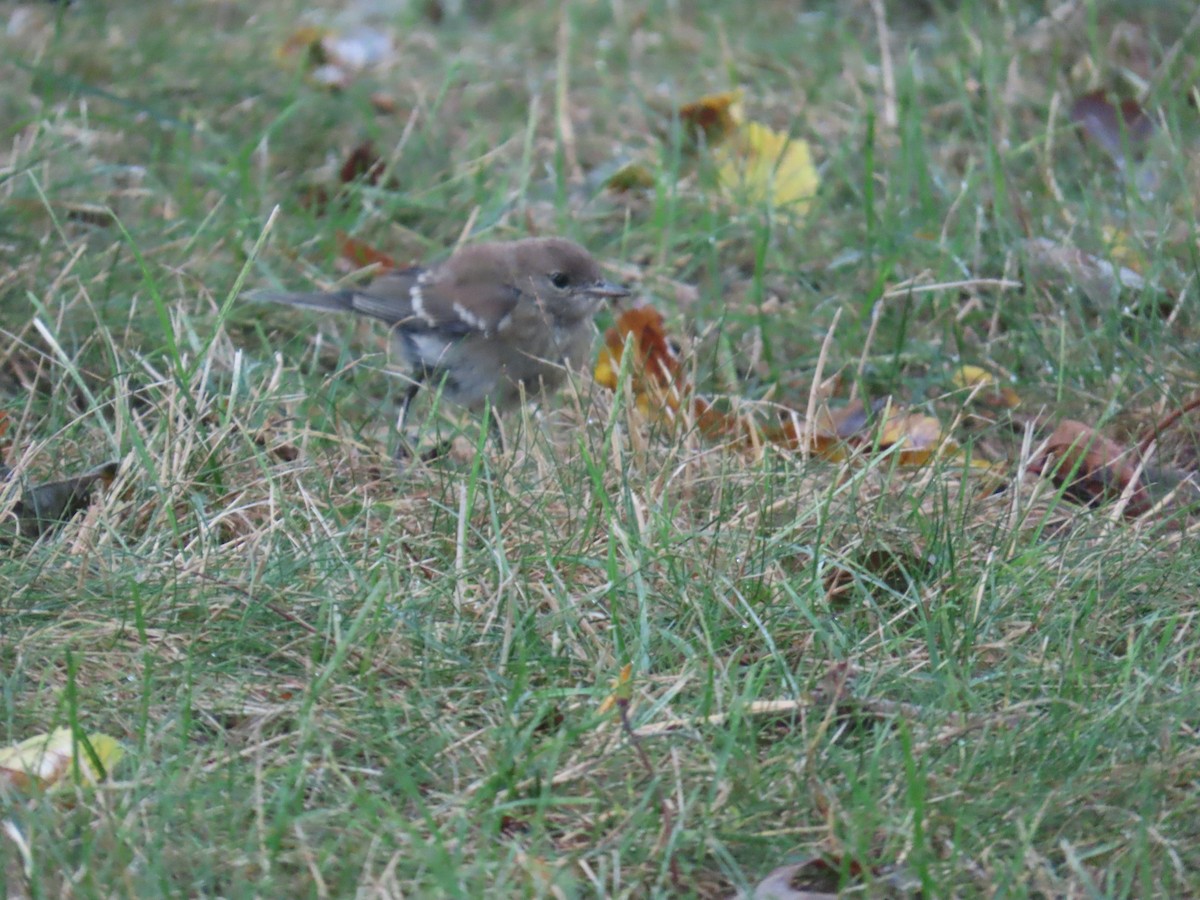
[2,0,1199,896]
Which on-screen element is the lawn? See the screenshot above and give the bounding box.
[2,0,1199,896]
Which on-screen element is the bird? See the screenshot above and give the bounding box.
[250,237,629,453]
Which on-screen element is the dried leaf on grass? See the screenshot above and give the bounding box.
[336,231,400,271]
[1,461,120,539]
[604,162,657,192]
[338,141,391,186]
[1070,91,1155,171]
[597,307,968,468]
[1028,420,1151,516]
[597,663,634,716]
[614,90,820,215]
[950,365,1020,409]
[678,90,744,144]
[597,307,1197,518]
[714,120,819,213]
[303,142,400,215]
[1023,237,1147,308]
[0,728,124,792]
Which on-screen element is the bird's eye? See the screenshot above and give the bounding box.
[549,272,570,290]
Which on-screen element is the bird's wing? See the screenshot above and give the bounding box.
[354,266,522,336]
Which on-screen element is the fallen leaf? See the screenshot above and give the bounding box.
[369,92,401,114]
[605,162,657,192]
[598,308,965,469]
[598,663,634,716]
[715,121,819,213]
[1028,420,1150,516]
[1023,237,1146,308]
[678,90,744,144]
[805,400,956,465]
[1070,90,1154,171]
[1,461,120,538]
[878,410,951,465]
[1100,225,1146,274]
[276,25,329,67]
[339,141,390,186]
[596,305,688,411]
[950,365,1020,409]
[0,728,124,792]
[336,231,399,270]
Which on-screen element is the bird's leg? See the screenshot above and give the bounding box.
[393,381,423,464]
[486,406,505,453]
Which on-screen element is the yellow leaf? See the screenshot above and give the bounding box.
[950,365,1020,408]
[716,121,819,212]
[0,728,124,792]
[878,411,951,465]
[951,365,998,390]
[597,663,634,716]
[1101,225,1145,273]
[593,345,621,390]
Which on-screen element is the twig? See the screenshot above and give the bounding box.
[1137,392,1200,457]
[881,278,1022,299]
[871,0,897,129]
[802,308,841,460]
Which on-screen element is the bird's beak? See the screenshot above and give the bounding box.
[587,279,631,300]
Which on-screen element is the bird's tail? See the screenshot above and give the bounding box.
[245,289,356,314]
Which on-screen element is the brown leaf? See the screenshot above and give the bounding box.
[677,90,743,144]
[811,400,874,443]
[1,461,120,538]
[1070,90,1154,170]
[339,141,388,185]
[1028,420,1150,516]
[369,92,401,115]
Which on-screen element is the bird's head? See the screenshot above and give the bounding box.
[517,238,630,319]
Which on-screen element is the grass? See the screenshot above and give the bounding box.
[2,0,1200,895]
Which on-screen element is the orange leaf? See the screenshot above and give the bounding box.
[678,90,743,144]
[599,306,685,401]
[336,231,398,270]
[598,663,634,716]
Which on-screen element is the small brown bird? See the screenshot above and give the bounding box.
[251,237,628,447]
